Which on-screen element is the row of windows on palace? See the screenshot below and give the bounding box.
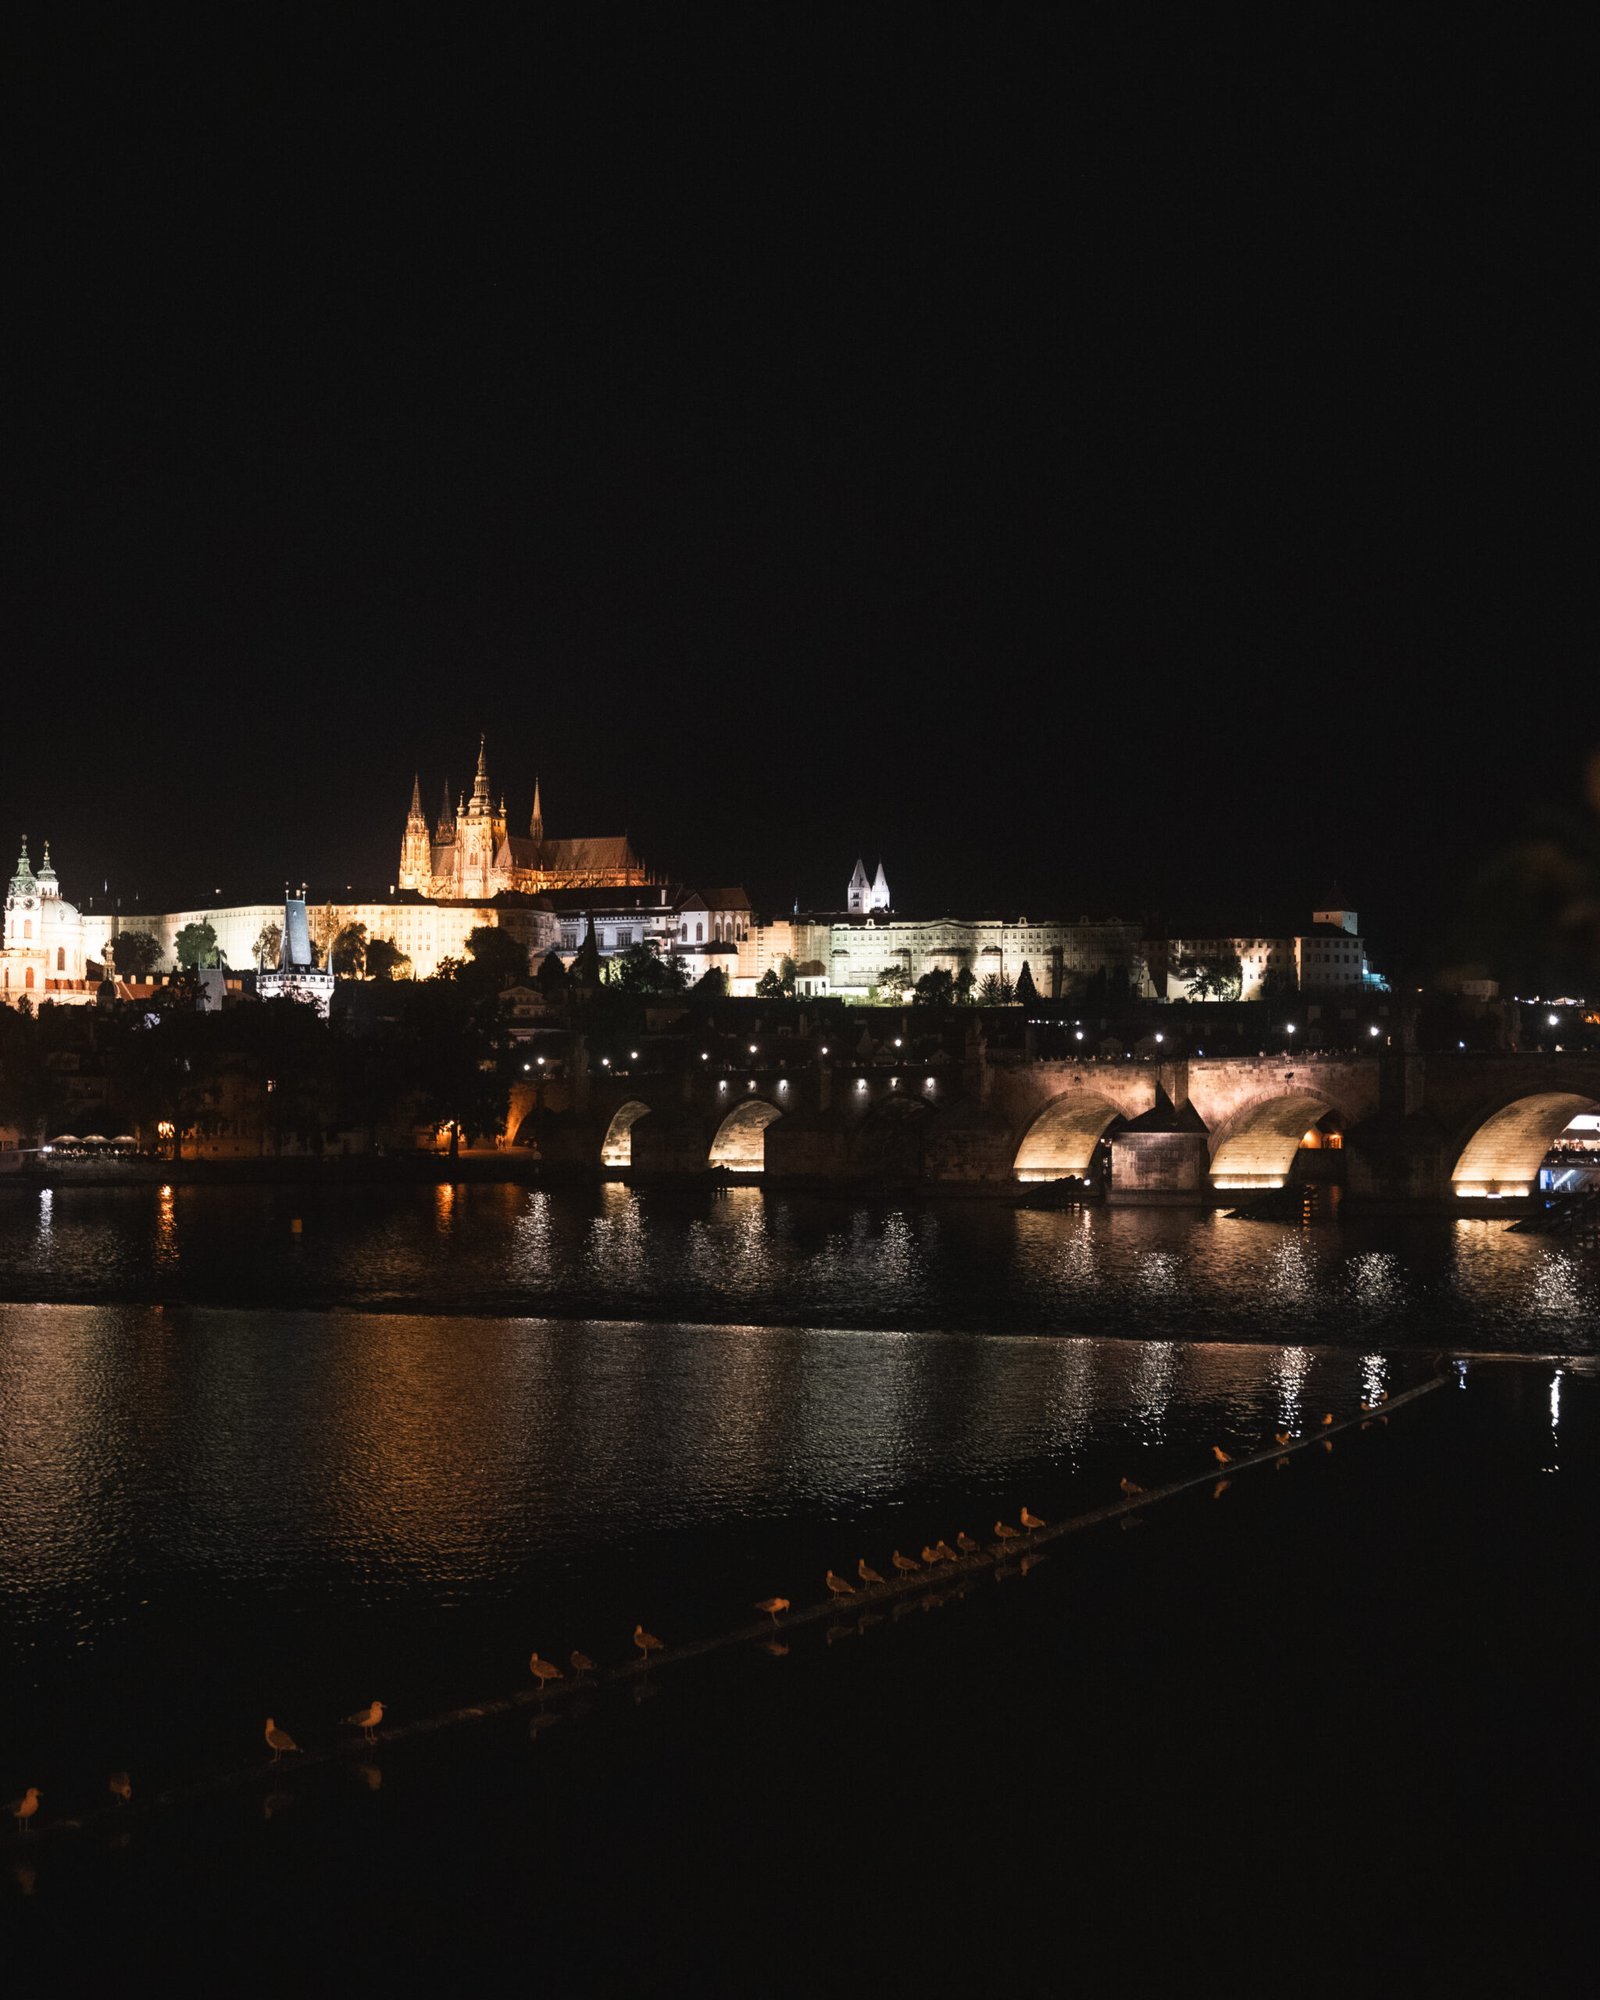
[558,915,750,953]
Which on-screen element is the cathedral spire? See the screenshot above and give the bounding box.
[408,773,425,821]
[10,836,35,897]
[472,732,491,805]
[436,783,455,841]
[529,774,544,843]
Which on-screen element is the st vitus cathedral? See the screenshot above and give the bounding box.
[397,736,649,901]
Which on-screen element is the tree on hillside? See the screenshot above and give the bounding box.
[463,925,530,988]
[876,964,910,1000]
[0,1008,56,1137]
[953,965,976,1005]
[688,965,727,1004]
[611,942,688,996]
[399,978,509,1156]
[365,936,411,981]
[110,930,162,980]
[253,922,282,968]
[1014,961,1041,1009]
[1179,950,1243,1002]
[976,972,1015,1006]
[174,921,221,969]
[330,922,368,977]
[912,967,955,1006]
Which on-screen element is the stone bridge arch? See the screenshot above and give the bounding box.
[1207,1089,1342,1190]
[708,1098,783,1170]
[1449,1089,1600,1197]
[600,1099,655,1168]
[1012,1093,1125,1181]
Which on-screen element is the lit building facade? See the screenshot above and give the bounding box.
[398,737,649,900]
[1,838,99,1009]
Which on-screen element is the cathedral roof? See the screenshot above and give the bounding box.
[678,886,751,911]
[500,833,643,875]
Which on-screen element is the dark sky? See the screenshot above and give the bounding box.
[7,12,1594,973]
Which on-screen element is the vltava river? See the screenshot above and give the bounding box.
[0,1180,1593,1346]
[0,1183,1590,1806]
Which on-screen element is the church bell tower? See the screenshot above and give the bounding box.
[399,775,431,891]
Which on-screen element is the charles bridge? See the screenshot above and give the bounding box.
[508,1038,1600,1211]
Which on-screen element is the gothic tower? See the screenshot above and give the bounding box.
[847,858,871,914]
[529,775,544,844]
[399,775,431,891]
[457,734,497,899]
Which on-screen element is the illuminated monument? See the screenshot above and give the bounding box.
[398,736,649,901]
[256,891,335,1016]
[0,837,95,1008]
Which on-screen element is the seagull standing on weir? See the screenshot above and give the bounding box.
[343,1701,384,1744]
[529,1653,564,1695]
[755,1597,791,1624]
[825,1570,856,1597]
[858,1558,885,1586]
[8,1788,41,1834]
[265,1719,299,1763]
[633,1624,664,1665]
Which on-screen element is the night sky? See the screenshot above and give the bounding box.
[8,14,1594,977]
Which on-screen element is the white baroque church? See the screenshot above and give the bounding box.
[0,837,95,1007]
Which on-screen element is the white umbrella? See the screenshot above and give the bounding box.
[81,1135,109,1146]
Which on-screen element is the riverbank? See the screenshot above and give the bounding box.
[1,1150,544,1187]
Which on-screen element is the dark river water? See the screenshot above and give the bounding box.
[0,1182,1593,1979]
[0,1179,1595,1345]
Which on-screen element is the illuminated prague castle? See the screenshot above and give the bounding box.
[398,736,649,901]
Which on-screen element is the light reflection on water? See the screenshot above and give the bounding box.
[0,1184,1595,1352]
[0,1302,1443,1786]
